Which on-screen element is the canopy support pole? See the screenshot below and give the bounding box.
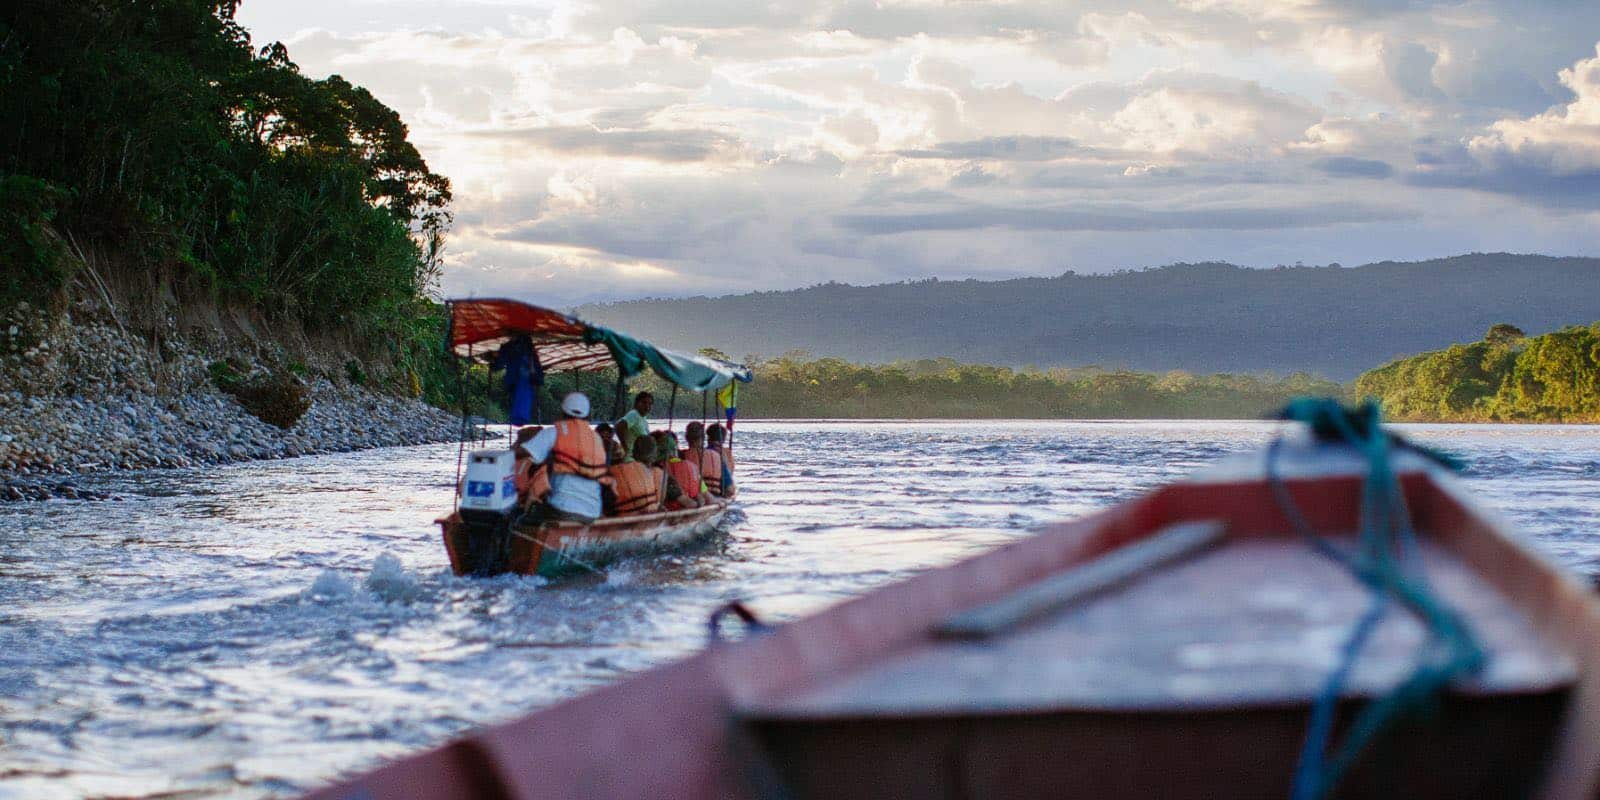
[611,371,627,421]
[452,316,468,497]
[533,344,542,426]
[668,384,678,433]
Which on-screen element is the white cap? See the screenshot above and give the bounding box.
[561,392,591,419]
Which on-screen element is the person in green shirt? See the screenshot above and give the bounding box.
[616,391,654,453]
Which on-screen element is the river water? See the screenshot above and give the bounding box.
[1,420,1597,798]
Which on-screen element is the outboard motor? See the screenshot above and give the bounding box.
[458,449,519,575]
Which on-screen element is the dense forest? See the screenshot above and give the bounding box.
[0,0,453,398]
[578,255,1600,380]
[1353,323,1600,422]
[735,357,1340,419]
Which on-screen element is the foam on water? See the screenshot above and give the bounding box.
[365,553,423,604]
[306,569,355,602]
[0,420,1597,798]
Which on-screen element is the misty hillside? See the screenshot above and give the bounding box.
[574,254,1600,380]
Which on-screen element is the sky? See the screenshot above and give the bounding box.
[236,0,1600,305]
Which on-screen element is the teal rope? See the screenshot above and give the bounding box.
[1272,398,1486,800]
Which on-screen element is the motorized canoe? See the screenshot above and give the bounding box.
[438,297,751,580]
[439,499,732,578]
[309,422,1600,799]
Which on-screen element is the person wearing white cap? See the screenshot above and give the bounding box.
[517,392,609,523]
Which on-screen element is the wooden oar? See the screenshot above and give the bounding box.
[934,519,1228,640]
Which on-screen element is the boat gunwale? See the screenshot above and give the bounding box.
[435,498,733,533]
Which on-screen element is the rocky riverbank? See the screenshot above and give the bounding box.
[1,299,463,501]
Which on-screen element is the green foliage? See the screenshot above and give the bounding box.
[0,0,450,333]
[717,356,1342,419]
[0,175,72,309]
[207,357,248,391]
[344,359,367,386]
[1354,323,1600,422]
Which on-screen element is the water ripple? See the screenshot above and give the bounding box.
[0,420,1596,797]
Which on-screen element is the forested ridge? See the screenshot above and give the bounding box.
[732,357,1341,419]
[579,254,1600,380]
[0,0,454,399]
[1353,323,1600,422]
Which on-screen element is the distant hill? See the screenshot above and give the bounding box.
[576,254,1600,380]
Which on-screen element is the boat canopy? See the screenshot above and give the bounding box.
[447,298,752,392]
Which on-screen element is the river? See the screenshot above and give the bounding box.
[1,420,1597,798]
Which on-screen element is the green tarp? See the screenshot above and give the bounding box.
[583,325,752,391]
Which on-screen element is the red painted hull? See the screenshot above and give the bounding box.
[312,452,1600,800]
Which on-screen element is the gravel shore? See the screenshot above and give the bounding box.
[1,301,462,501]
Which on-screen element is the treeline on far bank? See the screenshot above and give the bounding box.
[724,357,1341,419]
[1353,323,1600,422]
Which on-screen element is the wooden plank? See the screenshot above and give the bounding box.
[933,519,1227,640]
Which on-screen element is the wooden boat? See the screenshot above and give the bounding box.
[438,298,751,579]
[308,428,1600,799]
[439,500,732,578]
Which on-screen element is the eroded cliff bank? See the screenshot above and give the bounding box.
[0,296,459,501]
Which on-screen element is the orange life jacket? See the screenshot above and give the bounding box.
[607,461,658,516]
[515,456,550,505]
[666,458,702,507]
[651,465,668,508]
[549,419,607,480]
[689,446,724,495]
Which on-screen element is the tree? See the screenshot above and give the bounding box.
[1485,323,1526,347]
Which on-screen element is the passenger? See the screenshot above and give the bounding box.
[658,431,704,510]
[607,436,662,516]
[595,422,618,464]
[511,425,549,506]
[706,423,735,499]
[616,391,654,454]
[518,392,608,524]
[606,438,626,466]
[683,421,726,499]
[647,437,686,510]
[649,430,673,464]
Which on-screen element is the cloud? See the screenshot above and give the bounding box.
[1410,44,1600,206]
[1313,156,1394,178]
[835,201,1408,234]
[1106,73,1323,157]
[1469,45,1600,174]
[896,136,1084,161]
[223,3,1600,303]
[469,125,745,163]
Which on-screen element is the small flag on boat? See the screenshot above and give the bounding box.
[717,381,738,429]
